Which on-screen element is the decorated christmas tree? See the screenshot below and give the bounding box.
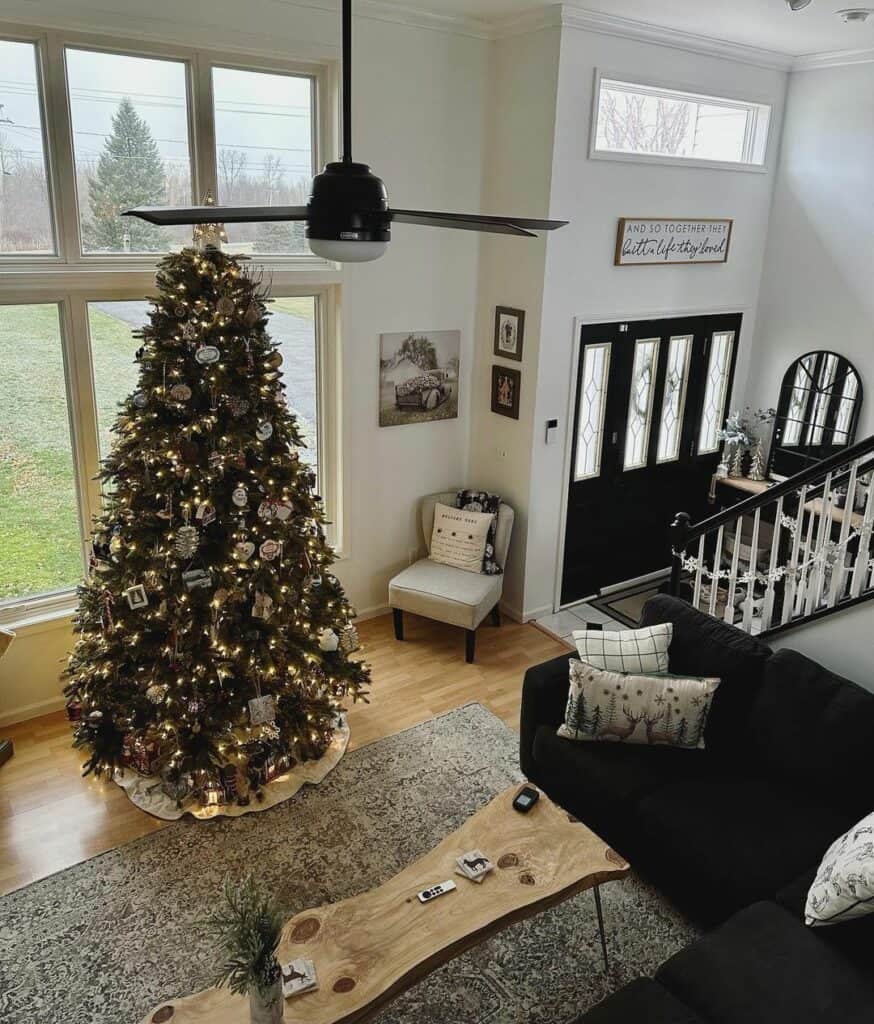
[64,217,369,809]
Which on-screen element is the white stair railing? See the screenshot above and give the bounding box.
[671,440,874,638]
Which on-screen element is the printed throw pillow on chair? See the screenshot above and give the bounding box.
[455,490,503,575]
[430,503,494,574]
[558,659,720,750]
[805,810,874,926]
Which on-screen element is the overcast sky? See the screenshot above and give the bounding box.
[0,39,313,188]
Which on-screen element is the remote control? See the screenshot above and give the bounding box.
[417,880,457,903]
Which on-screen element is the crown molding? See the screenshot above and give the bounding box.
[554,5,795,71]
[357,0,494,37]
[792,45,874,70]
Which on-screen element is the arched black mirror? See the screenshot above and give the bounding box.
[769,351,862,479]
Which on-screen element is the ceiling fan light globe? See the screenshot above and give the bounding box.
[309,239,388,262]
[785,0,813,10]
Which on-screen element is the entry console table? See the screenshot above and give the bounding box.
[141,786,629,1024]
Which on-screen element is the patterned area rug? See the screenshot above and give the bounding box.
[0,704,699,1024]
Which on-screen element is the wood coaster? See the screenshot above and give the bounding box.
[497,853,519,868]
[152,1007,174,1023]
[333,977,356,994]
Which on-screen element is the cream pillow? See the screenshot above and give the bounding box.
[430,502,494,574]
[806,811,874,926]
[558,659,719,750]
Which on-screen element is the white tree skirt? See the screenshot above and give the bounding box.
[113,720,350,821]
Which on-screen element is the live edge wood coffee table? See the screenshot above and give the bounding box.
[142,786,629,1024]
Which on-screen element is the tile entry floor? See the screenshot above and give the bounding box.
[535,601,631,643]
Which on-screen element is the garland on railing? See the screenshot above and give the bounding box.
[682,522,870,589]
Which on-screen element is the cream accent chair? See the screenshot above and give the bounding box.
[388,490,514,663]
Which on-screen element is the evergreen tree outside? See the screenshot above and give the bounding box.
[85,97,168,253]
[64,241,369,811]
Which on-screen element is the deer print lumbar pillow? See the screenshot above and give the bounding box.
[572,623,672,675]
[558,659,720,750]
[805,811,874,926]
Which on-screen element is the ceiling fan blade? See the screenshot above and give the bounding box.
[388,211,536,237]
[390,209,567,233]
[125,205,309,226]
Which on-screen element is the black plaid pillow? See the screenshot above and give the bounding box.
[455,490,503,575]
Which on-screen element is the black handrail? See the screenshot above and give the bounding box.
[676,432,874,546]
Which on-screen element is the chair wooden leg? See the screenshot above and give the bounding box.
[465,629,476,663]
[490,604,501,627]
[392,608,404,641]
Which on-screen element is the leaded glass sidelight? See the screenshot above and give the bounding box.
[624,338,660,470]
[656,335,692,463]
[574,342,611,481]
[698,331,735,454]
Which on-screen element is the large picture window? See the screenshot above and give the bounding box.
[0,25,338,623]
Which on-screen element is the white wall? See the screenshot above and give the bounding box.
[747,63,874,437]
[770,603,874,692]
[742,61,874,687]
[468,25,561,618]
[0,1,489,724]
[522,28,788,617]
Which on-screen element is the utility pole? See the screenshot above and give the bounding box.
[0,103,14,249]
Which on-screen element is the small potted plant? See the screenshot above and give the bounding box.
[203,873,285,1023]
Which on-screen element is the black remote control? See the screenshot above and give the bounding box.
[513,785,540,813]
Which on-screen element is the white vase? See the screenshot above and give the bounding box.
[250,979,283,1024]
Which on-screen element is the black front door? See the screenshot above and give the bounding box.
[561,313,742,605]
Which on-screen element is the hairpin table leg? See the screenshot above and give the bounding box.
[593,884,609,972]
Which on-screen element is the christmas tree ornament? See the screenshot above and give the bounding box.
[252,591,274,620]
[197,502,216,526]
[174,524,199,559]
[146,684,169,704]
[216,296,235,316]
[169,383,192,402]
[234,541,256,562]
[259,539,281,561]
[264,350,283,369]
[182,321,198,341]
[174,304,186,317]
[231,485,248,507]
[261,721,281,740]
[109,532,124,557]
[248,693,277,725]
[132,391,148,409]
[182,568,212,591]
[208,451,223,472]
[318,628,339,652]
[124,584,148,610]
[338,623,360,654]
[256,420,274,441]
[227,396,250,418]
[274,501,293,522]
[195,344,220,365]
[258,499,277,522]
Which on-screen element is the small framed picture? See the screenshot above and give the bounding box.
[494,306,525,361]
[491,364,521,420]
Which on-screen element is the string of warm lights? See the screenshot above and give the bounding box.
[63,243,370,811]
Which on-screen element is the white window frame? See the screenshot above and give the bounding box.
[0,21,343,628]
[589,69,773,174]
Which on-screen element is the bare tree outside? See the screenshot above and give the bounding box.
[598,89,693,157]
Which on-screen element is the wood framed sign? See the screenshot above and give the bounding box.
[615,218,733,266]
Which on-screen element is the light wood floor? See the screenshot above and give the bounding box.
[0,614,567,896]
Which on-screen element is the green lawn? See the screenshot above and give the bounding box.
[0,298,314,602]
[0,304,140,600]
[272,297,315,319]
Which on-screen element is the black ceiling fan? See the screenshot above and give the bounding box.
[125,0,567,262]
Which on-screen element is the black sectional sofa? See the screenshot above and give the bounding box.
[520,595,874,1023]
